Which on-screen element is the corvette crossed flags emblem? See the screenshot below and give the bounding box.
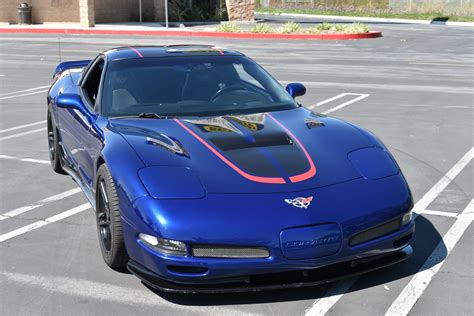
[284,196,313,209]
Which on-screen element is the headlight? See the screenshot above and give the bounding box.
[138,166,205,199]
[401,211,412,226]
[348,147,399,180]
[139,233,187,256]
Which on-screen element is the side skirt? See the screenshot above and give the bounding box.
[57,138,96,209]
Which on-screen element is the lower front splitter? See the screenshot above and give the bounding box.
[127,245,412,294]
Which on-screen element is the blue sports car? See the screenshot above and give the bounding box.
[47,45,414,293]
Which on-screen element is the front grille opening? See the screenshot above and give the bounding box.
[167,265,208,275]
[192,245,270,259]
[349,218,402,247]
[393,233,413,248]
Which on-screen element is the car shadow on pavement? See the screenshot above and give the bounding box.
[146,215,445,306]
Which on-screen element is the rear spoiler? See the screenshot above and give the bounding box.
[53,60,91,78]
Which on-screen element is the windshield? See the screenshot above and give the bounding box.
[101,56,297,117]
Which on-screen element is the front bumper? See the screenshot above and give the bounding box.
[127,245,412,293]
[120,174,414,290]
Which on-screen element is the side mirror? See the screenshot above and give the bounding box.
[286,83,306,98]
[55,93,88,114]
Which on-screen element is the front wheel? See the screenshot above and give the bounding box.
[95,164,129,270]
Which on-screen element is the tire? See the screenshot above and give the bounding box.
[47,109,66,174]
[95,164,129,270]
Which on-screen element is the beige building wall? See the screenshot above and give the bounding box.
[0,0,156,24]
[80,0,95,27]
[0,0,80,24]
[0,0,256,24]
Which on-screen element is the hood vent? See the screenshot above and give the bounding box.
[211,131,294,151]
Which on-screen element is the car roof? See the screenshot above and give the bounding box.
[103,45,243,61]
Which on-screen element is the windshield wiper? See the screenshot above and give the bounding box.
[112,113,173,119]
[138,113,167,119]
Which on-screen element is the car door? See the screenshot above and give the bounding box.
[78,57,106,191]
[58,56,104,190]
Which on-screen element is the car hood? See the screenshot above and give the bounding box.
[109,108,374,194]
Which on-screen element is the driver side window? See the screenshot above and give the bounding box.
[82,58,105,109]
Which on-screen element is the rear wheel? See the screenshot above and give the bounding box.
[96,164,129,270]
[47,110,66,174]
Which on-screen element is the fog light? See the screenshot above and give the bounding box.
[402,212,412,226]
[139,233,187,256]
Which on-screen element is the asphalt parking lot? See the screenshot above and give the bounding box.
[0,20,473,316]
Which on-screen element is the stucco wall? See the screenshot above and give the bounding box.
[0,0,258,24]
[0,0,80,24]
[0,0,157,24]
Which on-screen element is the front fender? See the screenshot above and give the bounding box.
[99,123,149,213]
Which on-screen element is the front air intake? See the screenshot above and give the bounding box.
[349,218,402,246]
[192,245,270,259]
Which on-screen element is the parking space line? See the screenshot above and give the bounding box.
[0,127,46,141]
[412,147,473,217]
[0,85,49,97]
[0,203,91,243]
[307,93,367,109]
[422,209,459,218]
[0,188,82,221]
[321,94,370,115]
[312,93,347,107]
[0,120,46,133]
[386,199,474,316]
[304,147,473,316]
[296,81,473,94]
[305,277,357,316]
[0,272,251,315]
[0,89,49,100]
[0,154,49,165]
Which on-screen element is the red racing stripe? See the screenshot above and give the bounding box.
[129,47,143,58]
[267,113,316,183]
[174,119,286,184]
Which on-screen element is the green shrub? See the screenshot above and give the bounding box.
[216,22,241,33]
[306,22,333,33]
[306,22,370,34]
[305,26,323,34]
[251,23,275,33]
[277,21,301,34]
[344,23,370,34]
[318,22,333,31]
[333,24,346,33]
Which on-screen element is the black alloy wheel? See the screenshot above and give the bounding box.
[95,164,129,270]
[47,109,66,174]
